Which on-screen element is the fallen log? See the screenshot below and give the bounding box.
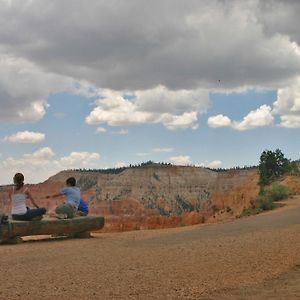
[0,216,104,243]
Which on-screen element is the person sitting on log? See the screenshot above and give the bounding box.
[9,173,47,221]
[46,177,80,219]
[77,198,89,216]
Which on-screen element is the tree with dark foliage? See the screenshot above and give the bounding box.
[259,149,293,186]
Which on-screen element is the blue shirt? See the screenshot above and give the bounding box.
[61,186,80,209]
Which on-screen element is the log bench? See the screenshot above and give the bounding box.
[0,216,105,244]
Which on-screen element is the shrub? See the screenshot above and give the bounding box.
[240,183,290,217]
[265,183,290,201]
[256,194,274,211]
[240,198,264,217]
[240,206,261,217]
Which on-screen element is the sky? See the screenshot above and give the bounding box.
[0,0,300,184]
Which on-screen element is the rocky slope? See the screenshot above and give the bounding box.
[2,163,298,231]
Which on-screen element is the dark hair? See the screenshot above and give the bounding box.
[66,177,76,186]
[13,173,24,190]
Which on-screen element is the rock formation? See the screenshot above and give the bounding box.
[4,163,294,231]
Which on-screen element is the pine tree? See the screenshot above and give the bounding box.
[259,149,292,186]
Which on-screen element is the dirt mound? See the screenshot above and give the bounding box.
[281,176,300,194]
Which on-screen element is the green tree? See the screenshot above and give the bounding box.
[259,149,292,186]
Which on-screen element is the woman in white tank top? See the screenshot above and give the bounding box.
[9,173,46,221]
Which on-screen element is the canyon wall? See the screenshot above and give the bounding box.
[0,164,262,230]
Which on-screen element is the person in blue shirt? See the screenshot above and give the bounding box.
[46,177,81,219]
[77,198,89,216]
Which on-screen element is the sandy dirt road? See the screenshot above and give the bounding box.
[1,196,300,299]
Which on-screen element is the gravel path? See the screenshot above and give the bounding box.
[1,196,300,299]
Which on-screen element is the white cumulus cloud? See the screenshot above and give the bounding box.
[28,147,54,159]
[2,147,54,170]
[86,86,207,130]
[58,152,100,169]
[279,115,300,128]
[0,147,101,184]
[207,114,232,128]
[135,85,208,114]
[3,131,45,143]
[208,105,274,131]
[169,155,191,166]
[273,79,300,128]
[232,105,274,130]
[160,112,199,130]
[207,160,222,168]
[196,160,223,168]
[115,162,127,168]
[86,90,155,126]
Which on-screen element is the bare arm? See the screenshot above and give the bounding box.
[45,193,62,199]
[8,190,12,202]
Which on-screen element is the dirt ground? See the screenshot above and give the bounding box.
[1,196,300,299]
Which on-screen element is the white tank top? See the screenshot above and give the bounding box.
[11,187,28,215]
